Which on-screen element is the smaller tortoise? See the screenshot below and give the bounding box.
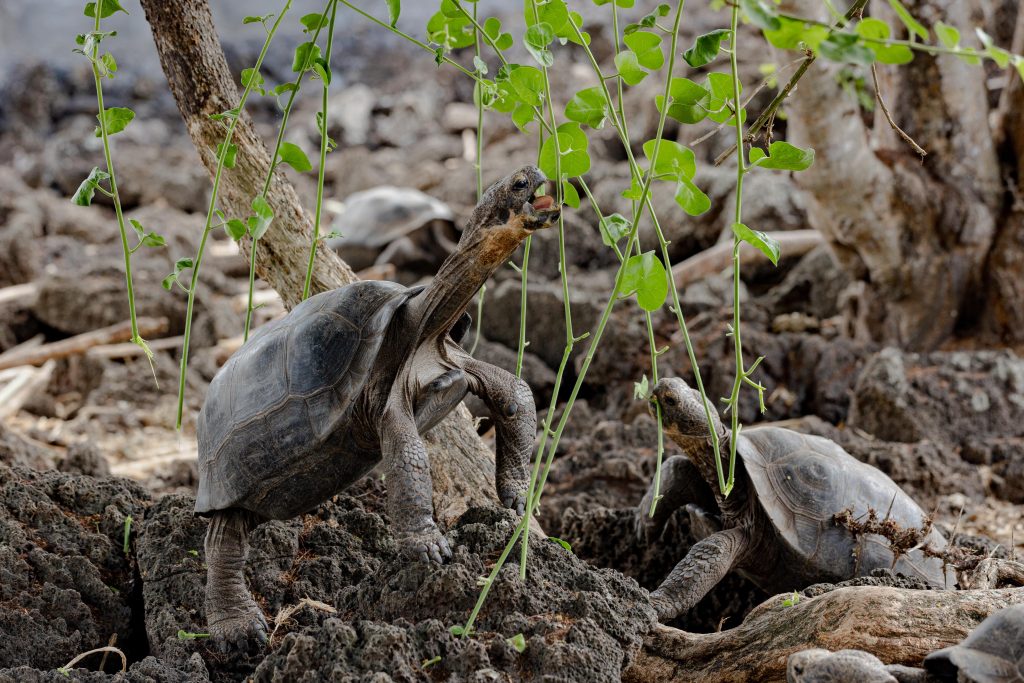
[924,604,1024,682]
[636,377,954,621]
[788,649,929,683]
[196,166,559,649]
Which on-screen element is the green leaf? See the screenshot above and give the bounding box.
[507,633,528,653]
[633,374,649,400]
[84,0,127,19]
[249,195,274,240]
[427,10,475,50]
[740,0,780,30]
[683,29,730,68]
[524,22,555,67]
[674,178,711,216]
[129,219,165,247]
[71,167,110,206]
[312,59,332,84]
[614,51,647,86]
[732,222,780,265]
[217,142,238,168]
[94,106,134,137]
[763,16,829,51]
[887,0,928,41]
[655,77,710,125]
[278,142,312,172]
[524,0,569,37]
[292,41,322,72]
[619,251,668,311]
[599,213,631,247]
[976,29,1012,69]
[561,180,580,209]
[385,0,401,27]
[243,14,273,25]
[483,17,514,50]
[241,67,264,91]
[751,141,815,171]
[224,219,248,241]
[818,32,875,65]
[300,12,328,32]
[511,103,535,132]
[933,21,959,49]
[538,123,590,178]
[643,138,696,181]
[509,66,545,107]
[564,86,609,128]
[99,52,117,78]
[473,56,488,76]
[705,72,743,124]
[856,18,913,64]
[624,3,669,35]
[592,0,634,6]
[624,32,664,70]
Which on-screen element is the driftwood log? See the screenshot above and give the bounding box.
[625,586,1024,683]
[0,317,168,371]
[139,0,510,529]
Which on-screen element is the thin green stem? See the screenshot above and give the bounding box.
[301,0,340,300]
[469,1,486,356]
[244,4,331,340]
[519,0,568,581]
[88,11,153,377]
[724,0,747,496]
[174,1,291,429]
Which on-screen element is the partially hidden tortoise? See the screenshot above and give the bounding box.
[636,377,954,621]
[196,166,559,648]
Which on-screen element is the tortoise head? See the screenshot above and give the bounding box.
[650,377,724,442]
[460,165,560,267]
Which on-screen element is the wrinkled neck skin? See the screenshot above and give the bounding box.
[667,425,748,519]
[408,205,526,343]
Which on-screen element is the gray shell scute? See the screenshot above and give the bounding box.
[740,427,951,586]
[195,280,414,515]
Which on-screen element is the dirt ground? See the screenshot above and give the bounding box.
[0,2,1022,681]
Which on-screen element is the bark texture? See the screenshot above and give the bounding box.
[626,586,1024,683]
[783,0,1022,349]
[139,0,501,528]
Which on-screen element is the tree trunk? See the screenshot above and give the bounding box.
[139,0,503,528]
[626,585,1024,683]
[782,0,1022,349]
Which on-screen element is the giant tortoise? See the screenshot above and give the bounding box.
[196,166,559,648]
[637,377,954,621]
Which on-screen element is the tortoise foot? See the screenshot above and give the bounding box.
[208,604,269,653]
[398,526,453,564]
[499,486,527,516]
[649,590,679,622]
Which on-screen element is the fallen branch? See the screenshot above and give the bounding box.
[0,360,55,418]
[672,230,823,289]
[0,318,168,371]
[0,283,39,308]
[88,335,185,360]
[625,586,1024,683]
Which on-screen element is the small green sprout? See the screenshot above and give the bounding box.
[507,633,527,653]
[122,515,132,557]
[177,630,211,640]
[781,591,800,607]
[421,656,441,669]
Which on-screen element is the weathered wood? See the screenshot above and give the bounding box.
[672,230,823,289]
[0,318,168,371]
[0,283,38,307]
[87,335,185,360]
[0,360,55,418]
[139,0,508,528]
[626,586,1024,683]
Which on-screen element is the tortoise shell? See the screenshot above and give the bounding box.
[195,280,418,518]
[924,605,1024,682]
[740,427,954,588]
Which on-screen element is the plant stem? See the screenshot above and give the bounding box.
[174,1,291,429]
[88,11,153,376]
[469,1,486,356]
[723,0,747,496]
[301,0,340,301]
[519,0,569,581]
[244,4,332,341]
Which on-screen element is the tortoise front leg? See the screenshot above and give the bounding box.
[635,455,719,542]
[650,525,752,621]
[465,359,535,514]
[204,509,267,651]
[381,407,453,564]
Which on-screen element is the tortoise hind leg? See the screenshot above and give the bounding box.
[650,525,752,622]
[204,509,268,651]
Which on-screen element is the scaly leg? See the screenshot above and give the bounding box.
[650,525,751,621]
[464,358,535,514]
[204,509,267,651]
[635,455,719,542]
[381,406,452,564]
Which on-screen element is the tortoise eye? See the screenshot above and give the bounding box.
[663,396,677,407]
[512,178,529,191]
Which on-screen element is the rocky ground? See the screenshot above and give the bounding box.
[0,2,1022,681]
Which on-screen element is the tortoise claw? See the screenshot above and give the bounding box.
[208,607,269,654]
[500,489,527,516]
[399,527,452,565]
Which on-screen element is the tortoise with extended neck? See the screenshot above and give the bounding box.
[196,166,559,648]
[637,377,954,622]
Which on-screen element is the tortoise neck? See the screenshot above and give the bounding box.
[672,428,747,516]
[409,244,492,341]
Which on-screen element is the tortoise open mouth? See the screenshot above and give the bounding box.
[521,180,561,228]
[531,179,559,211]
